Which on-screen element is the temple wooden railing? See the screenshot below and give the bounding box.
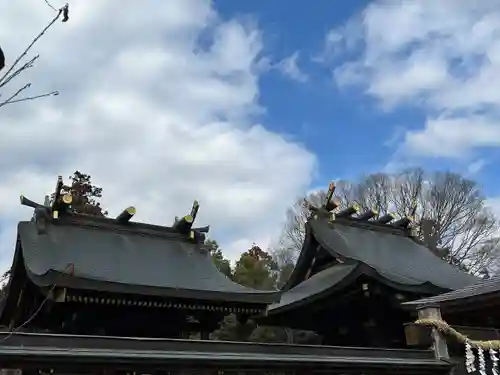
[0,331,452,375]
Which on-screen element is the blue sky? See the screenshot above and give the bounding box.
[216,0,500,197]
[218,0,395,183]
[0,0,500,267]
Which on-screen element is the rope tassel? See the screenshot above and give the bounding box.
[415,318,500,375]
[466,341,477,373]
[415,318,500,350]
[491,349,499,375]
[479,348,487,375]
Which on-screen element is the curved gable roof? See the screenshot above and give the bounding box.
[15,220,280,304]
[267,218,478,317]
[284,218,477,293]
[270,263,359,313]
[310,219,478,290]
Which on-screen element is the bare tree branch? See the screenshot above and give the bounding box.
[0,55,39,90]
[0,10,63,86]
[44,0,58,12]
[0,88,59,107]
[277,169,500,276]
[0,3,68,108]
[0,83,31,107]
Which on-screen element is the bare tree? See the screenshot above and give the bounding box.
[278,168,500,277]
[0,269,12,306]
[271,247,296,288]
[277,190,326,261]
[0,3,68,108]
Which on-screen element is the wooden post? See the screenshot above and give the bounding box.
[418,306,449,360]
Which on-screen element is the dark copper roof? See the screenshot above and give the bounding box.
[269,217,478,314]
[404,275,500,309]
[12,215,279,304]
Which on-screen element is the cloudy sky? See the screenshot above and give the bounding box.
[1,0,500,271]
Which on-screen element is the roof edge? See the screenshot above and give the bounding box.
[25,269,281,305]
[268,263,448,317]
[266,262,363,316]
[402,289,500,312]
[0,235,27,325]
[281,221,317,291]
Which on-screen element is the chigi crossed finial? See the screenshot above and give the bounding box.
[303,181,413,229]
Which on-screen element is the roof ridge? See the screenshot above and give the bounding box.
[58,214,189,235]
[323,217,411,236]
[20,218,198,243]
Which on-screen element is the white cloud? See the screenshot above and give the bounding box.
[324,0,500,158]
[404,116,500,158]
[467,159,487,175]
[275,51,308,83]
[0,0,316,272]
[488,196,500,218]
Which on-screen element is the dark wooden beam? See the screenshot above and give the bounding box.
[405,322,433,348]
[405,323,500,347]
[424,292,500,315]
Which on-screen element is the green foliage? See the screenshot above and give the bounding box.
[51,171,106,216]
[205,239,231,277]
[208,244,322,344]
[211,244,292,342]
[210,314,256,341]
[232,244,278,290]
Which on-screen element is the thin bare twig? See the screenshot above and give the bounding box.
[0,3,69,108]
[44,0,58,11]
[0,90,59,107]
[0,6,65,86]
[0,55,39,90]
[0,83,31,107]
